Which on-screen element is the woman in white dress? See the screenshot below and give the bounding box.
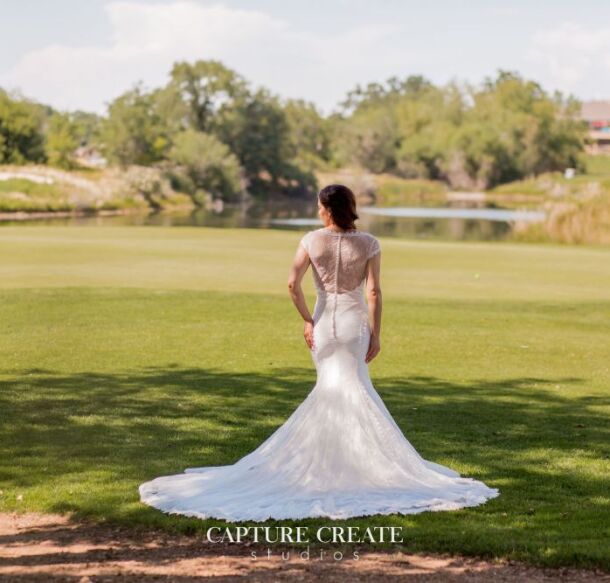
[139,184,500,521]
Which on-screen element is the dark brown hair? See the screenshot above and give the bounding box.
[318,184,359,230]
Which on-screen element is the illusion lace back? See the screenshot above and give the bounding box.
[139,227,500,521]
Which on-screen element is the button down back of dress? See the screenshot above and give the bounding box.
[331,233,342,339]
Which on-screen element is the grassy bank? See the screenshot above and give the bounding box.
[0,226,609,569]
[511,191,610,245]
[498,156,610,245]
[0,165,194,213]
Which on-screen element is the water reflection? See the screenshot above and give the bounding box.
[0,199,545,242]
[358,206,545,221]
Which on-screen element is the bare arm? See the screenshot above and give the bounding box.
[364,251,382,363]
[287,243,315,350]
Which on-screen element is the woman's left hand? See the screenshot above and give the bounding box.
[365,333,380,363]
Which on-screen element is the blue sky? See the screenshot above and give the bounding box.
[1,0,608,114]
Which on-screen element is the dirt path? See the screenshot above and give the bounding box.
[0,512,608,582]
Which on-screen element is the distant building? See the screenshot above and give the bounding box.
[580,101,610,154]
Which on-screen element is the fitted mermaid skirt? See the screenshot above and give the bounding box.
[139,289,500,521]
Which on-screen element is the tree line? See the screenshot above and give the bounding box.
[0,62,589,200]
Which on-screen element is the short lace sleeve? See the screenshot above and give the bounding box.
[367,236,380,260]
[299,231,312,254]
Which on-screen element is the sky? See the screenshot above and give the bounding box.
[1,0,608,115]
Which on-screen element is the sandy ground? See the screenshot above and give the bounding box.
[0,512,608,582]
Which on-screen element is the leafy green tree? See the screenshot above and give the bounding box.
[45,112,79,169]
[168,129,243,201]
[394,82,465,180]
[216,88,316,196]
[334,75,440,174]
[334,106,400,173]
[0,89,46,164]
[99,60,317,197]
[71,111,103,148]
[339,74,434,115]
[283,99,332,173]
[331,70,587,189]
[151,85,188,137]
[101,85,169,166]
[165,60,249,133]
[448,70,587,188]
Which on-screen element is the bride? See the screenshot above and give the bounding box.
[139,184,500,521]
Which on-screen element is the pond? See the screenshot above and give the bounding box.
[0,199,545,242]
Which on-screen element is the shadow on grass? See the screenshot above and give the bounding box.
[0,365,608,568]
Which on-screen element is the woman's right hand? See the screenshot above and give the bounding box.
[365,333,380,363]
[304,320,315,351]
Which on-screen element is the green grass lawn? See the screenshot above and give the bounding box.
[0,225,609,569]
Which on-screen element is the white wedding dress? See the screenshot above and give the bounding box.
[139,227,500,521]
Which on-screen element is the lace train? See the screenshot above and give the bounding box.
[139,288,500,521]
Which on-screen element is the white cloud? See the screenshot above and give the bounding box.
[1,1,409,114]
[527,22,610,98]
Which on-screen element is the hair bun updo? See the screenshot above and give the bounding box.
[318,184,359,230]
